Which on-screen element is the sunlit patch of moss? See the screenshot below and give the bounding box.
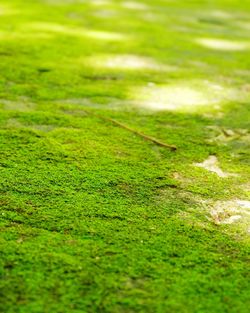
[236,21,250,31]
[121,1,149,10]
[129,80,245,113]
[195,38,250,51]
[0,4,18,16]
[84,54,173,71]
[91,0,113,5]
[23,22,127,41]
[1,99,36,112]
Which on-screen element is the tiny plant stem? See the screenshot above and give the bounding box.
[82,110,177,151]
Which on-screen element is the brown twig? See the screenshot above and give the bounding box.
[82,110,177,151]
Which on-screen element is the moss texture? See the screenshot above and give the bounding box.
[0,0,250,312]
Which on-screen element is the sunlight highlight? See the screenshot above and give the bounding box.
[44,0,86,4]
[0,29,52,41]
[236,21,250,31]
[196,38,249,51]
[121,1,149,10]
[93,9,118,18]
[0,4,17,16]
[86,54,172,71]
[85,30,124,40]
[26,22,126,41]
[208,10,232,19]
[130,80,240,112]
[91,0,112,5]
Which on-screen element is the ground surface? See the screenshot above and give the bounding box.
[0,0,250,312]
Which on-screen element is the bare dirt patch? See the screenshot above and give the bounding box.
[194,155,234,178]
[1,98,36,112]
[207,199,250,228]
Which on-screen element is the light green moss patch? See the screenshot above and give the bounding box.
[0,0,250,312]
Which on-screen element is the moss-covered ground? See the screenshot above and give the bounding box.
[0,0,250,312]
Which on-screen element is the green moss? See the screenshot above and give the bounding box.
[0,0,249,312]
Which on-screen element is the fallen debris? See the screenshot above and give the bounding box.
[82,110,177,151]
